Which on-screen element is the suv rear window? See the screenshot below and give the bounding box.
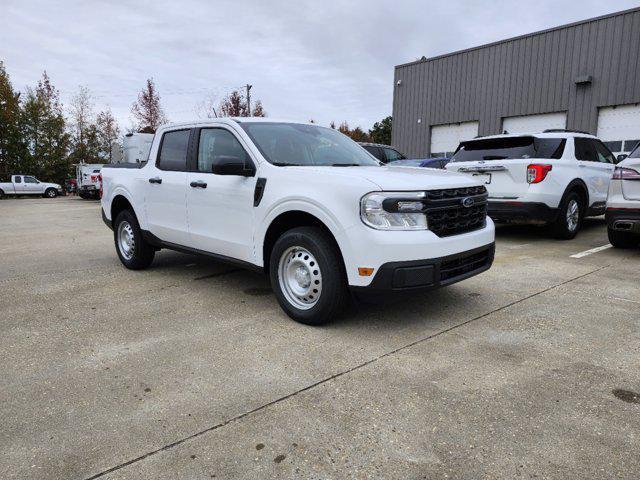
[451,137,565,162]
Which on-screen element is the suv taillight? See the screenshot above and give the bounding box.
[612,167,640,180]
[527,164,552,184]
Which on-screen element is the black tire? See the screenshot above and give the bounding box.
[608,227,639,248]
[113,210,155,269]
[269,226,349,325]
[551,191,583,240]
[0,189,4,199]
[44,188,58,198]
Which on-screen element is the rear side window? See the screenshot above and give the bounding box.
[197,128,250,173]
[14,176,22,183]
[451,137,565,162]
[574,138,598,162]
[157,130,190,171]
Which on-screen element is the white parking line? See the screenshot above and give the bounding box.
[570,244,613,258]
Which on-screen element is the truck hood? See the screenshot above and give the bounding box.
[299,165,482,191]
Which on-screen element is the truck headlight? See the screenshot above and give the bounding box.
[360,192,428,230]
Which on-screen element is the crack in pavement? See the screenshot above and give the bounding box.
[83,264,610,480]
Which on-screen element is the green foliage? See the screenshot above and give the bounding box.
[0,61,27,176]
[21,72,70,184]
[368,116,392,145]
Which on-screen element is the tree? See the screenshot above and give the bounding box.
[96,108,120,162]
[0,61,26,176]
[68,86,101,164]
[131,78,167,133]
[218,89,266,117]
[369,116,392,145]
[21,71,70,184]
[337,121,370,142]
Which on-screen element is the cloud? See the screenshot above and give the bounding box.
[1,0,638,132]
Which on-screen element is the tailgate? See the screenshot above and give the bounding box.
[621,159,640,200]
[447,160,530,199]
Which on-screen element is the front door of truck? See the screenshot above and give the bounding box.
[144,128,191,245]
[186,126,256,263]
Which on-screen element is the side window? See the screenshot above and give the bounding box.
[157,130,190,171]
[383,148,404,162]
[197,128,249,173]
[574,138,598,162]
[592,140,615,164]
[14,176,22,183]
[24,176,37,183]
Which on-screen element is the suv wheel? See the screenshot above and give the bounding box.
[608,227,639,248]
[44,188,58,198]
[552,192,583,240]
[113,210,155,269]
[269,226,349,325]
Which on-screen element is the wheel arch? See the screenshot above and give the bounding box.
[562,179,589,213]
[261,210,346,275]
[110,195,136,227]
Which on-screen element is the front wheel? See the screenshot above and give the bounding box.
[269,226,349,325]
[552,192,583,240]
[44,188,58,198]
[608,227,639,248]
[113,210,155,269]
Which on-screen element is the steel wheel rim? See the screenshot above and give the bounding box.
[277,246,322,310]
[47,190,56,197]
[117,221,135,260]
[566,199,579,232]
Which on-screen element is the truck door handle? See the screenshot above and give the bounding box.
[148,177,162,184]
[190,180,207,189]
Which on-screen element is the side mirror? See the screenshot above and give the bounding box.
[212,155,256,177]
[616,154,628,164]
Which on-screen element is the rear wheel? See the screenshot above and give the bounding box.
[552,192,583,240]
[608,227,639,248]
[44,188,58,198]
[113,210,155,269]
[0,189,4,199]
[269,226,349,325]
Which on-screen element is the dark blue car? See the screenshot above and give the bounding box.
[388,157,450,169]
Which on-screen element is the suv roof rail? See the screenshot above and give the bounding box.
[542,128,591,135]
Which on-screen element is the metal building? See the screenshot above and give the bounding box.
[392,7,640,159]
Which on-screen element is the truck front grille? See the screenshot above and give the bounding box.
[439,246,493,282]
[424,186,488,237]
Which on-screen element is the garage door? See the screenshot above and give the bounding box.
[502,112,566,134]
[597,104,640,157]
[430,121,479,157]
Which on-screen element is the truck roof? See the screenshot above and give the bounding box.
[155,117,318,132]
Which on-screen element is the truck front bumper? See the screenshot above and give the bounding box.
[350,243,494,294]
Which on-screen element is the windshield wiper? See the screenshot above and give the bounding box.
[271,162,302,166]
[330,163,361,167]
[482,155,507,160]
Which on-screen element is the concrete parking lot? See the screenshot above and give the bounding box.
[1,196,639,479]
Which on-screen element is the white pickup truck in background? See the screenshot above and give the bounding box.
[76,163,104,199]
[101,118,495,324]
[0,175,63,199]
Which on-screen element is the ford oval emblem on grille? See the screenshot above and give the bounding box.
[462,197,475,208]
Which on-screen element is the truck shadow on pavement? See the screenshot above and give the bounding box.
[494,216,606,240]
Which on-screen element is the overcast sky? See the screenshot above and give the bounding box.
[1,0,638,131]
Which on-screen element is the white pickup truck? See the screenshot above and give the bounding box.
[101,119,495,324]
[0,175,63,199]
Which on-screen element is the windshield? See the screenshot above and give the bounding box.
[240,122,380,167]
[451,136,566,162]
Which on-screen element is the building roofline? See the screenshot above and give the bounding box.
[395,6,640,69]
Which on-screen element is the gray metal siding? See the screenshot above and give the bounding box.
[392,8,640,157]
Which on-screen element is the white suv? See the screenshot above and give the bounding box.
[446,130,616,239]
[606,144,640,248]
